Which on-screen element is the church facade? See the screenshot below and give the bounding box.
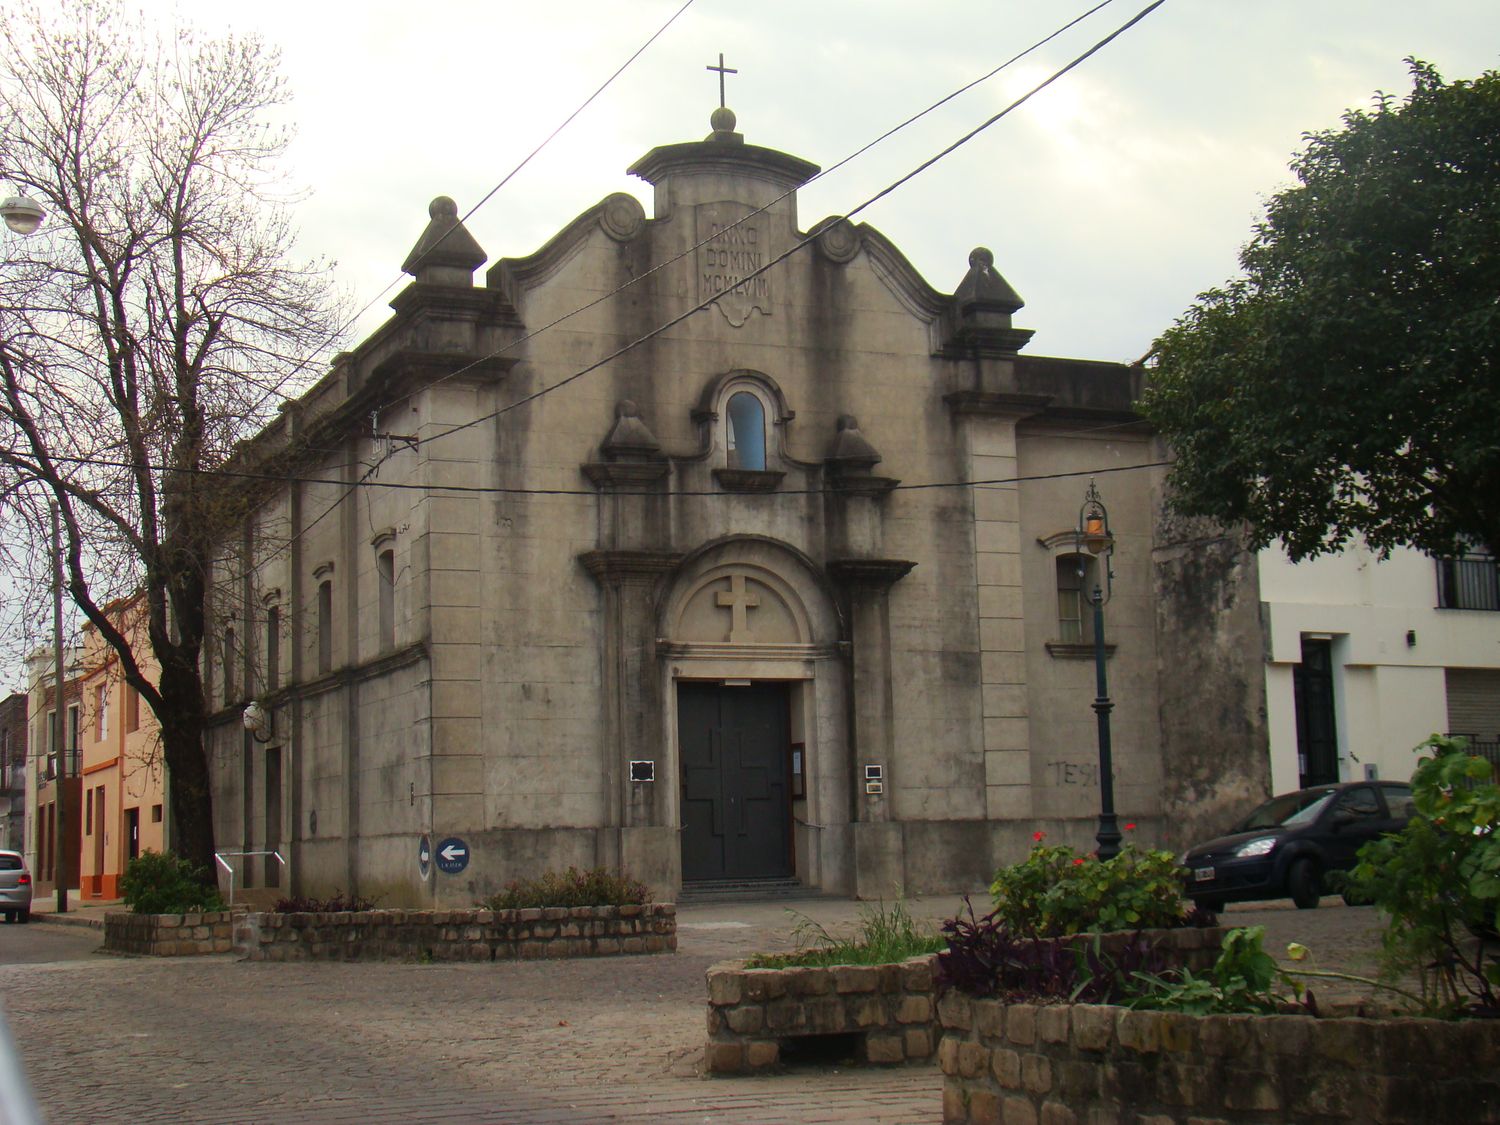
[203,108,1267,905]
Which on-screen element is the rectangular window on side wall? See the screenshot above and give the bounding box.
[265,604,280,691]
[317,579,333,675]
[124,684,139,733]
[377,550,395,651]
[223,625,237,703]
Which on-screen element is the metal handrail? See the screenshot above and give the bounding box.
[214,849,287,907]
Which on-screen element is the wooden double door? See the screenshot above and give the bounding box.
[678,682,793,882]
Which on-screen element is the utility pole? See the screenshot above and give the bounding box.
[51,501,67,914]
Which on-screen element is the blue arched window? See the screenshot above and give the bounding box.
[726,391,766,471]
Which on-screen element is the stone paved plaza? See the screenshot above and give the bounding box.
[1,897,1391,1123]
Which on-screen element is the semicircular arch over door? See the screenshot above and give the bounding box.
[659,538,849,891]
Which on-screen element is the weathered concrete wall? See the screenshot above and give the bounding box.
[1152,496,1271,853]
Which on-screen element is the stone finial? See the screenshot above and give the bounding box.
[827,414,882,474]
[601,399,663,461]
[401,196,487,286]
[953,247,1024,313]
[706,106,744,145]
[939,245,1034,357]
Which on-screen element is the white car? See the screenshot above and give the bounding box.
[0,851,32,924]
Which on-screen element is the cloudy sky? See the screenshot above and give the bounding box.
[118,0,1498,365]
[3,0,1497,689]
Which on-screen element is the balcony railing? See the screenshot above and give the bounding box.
[1448,734,1500,772]
[1437,555,1500,611]
[36,749,81,783]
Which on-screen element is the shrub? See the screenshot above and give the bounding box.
[1125,925,1292,1015]
[935,898,1166,1001]
[745,900,945,969]
[272,891,376,913]
[479,866,651,911]
[989,831,1190,936]
[1343,735,1500,1015]
[120,851,225,915]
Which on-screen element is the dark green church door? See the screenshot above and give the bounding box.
[679,682,792,882]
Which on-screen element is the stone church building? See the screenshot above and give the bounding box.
[204,105,1265,905]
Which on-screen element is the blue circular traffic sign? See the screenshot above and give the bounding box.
[435,836,470,875]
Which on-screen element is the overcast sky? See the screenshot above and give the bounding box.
[4,1,1498,690]
[129,0,1499,364]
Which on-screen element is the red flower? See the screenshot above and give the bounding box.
[1072,858,1085,866]
[1032,830,1046,842]
[1125,822,1137,831]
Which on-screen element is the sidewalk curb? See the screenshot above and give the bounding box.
[32,911,108,931]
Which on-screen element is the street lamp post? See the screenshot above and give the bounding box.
[1076,480,1122,860]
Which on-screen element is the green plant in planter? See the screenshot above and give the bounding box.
[989,830,1189,936]
[478,866,651,911]
[1126,925,1285,1014]
[1343,735,1500,1015]
[120,851,225,915]
[745,900,945,969]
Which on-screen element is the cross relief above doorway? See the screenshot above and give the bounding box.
[674,567,802,648]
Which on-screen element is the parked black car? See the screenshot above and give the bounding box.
[1180,781,1415,911]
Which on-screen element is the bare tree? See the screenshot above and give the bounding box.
[0,0,343,877]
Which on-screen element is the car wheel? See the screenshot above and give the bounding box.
[1193,898,1226,915]
[1289,859,1321,909]
[15,910,28,925]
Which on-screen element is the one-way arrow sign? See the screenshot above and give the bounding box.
[435,836,470,875]
[418,834,432,880]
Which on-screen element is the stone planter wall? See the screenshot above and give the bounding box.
[706,954,939,1073]
[104,910,245,956]
[705,926,1225,1076]
[939,996,1500,1124]
[236,904,676,962]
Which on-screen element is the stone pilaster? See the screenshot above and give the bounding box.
[579,551,683,861]
[947,393,1046,822]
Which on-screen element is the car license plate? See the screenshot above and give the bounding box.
[1193,867,1214,883]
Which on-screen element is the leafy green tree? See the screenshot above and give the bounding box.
[1141,61,1500,560]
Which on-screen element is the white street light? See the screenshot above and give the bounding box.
[0,195,44,236]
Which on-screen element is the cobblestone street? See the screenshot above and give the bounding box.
[0,897,1393,1124]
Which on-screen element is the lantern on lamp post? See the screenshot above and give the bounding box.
[1075,479,1122,860]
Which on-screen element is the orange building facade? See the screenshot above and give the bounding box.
[77,596,166,901]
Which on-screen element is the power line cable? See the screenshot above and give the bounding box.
[239,0,698,422]
[206,0,1135,585]
[6,443,1168,498]
[65,1,1160,591]
[364,0,1118,421]
[412,0,1166,455]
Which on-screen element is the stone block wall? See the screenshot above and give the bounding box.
[939,996,1500,1123]
[706,954,940,1073]
[237,904,676,961]
[103,911,244,956]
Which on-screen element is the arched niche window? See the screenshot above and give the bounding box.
[1056,554,1092,644]
[726,392,766,471]
[1038,532,1113,659]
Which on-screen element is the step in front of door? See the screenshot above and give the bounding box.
[677,876,808,904]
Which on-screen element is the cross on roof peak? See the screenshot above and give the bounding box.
[706,52,737,109]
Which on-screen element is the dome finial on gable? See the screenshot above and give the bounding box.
[401,195,487,286]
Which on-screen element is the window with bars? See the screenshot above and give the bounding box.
[1437,552,1499,611]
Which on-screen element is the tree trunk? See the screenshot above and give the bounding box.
[156,642,216,884]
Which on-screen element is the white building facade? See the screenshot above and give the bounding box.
[1260,543,1500,793]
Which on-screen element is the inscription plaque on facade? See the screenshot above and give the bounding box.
[697,202,770,327]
